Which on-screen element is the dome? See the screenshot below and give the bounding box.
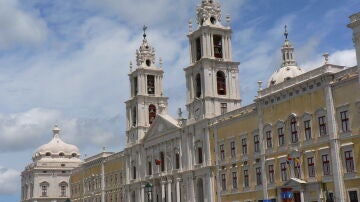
[268,65,305,86]
[33,125,80,160]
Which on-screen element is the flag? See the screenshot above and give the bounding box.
[155,159,161,165]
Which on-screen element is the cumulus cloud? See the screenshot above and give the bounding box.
[0,108,122,153]
[0,0,48,50]
[0,166,19,195]
[302,49,357,70]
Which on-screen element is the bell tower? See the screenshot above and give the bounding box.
[125,27,168,147]
[185,0,241,122]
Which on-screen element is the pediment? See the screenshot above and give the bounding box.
[282,178,306,187]
[144,114,180,141]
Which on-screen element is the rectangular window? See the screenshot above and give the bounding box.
[322,154,330,176]
[241,138,247,154]
[278,128,284,146]
[160,152,165,171]
[340,111,350,132]
[294,160,301,178]
[41,185,47,197]
[61,185,66,196]
[147,75,155,95]
[198,147,203,164]
[221,103,227,115]
[230,141,236,159]
[304,120,311,140]
[268,165,274,183]
[220,144,225,161]
[175,153,180,169]
[213,35,223,58]
[244,169,249,187]
[345,151,354,173]
[266,131,272,148]
[290,118,298,143]
[232,171,237,189]
[256,167,262,185]
[148,161,152,175]
[195,37,202,61]
[319,116,327,136]
[281,162,287,181]
[307,157,315,177]
[254,135,260,152]
[349,191,358,202]
[221,173,226,191]
[134,77,138,95]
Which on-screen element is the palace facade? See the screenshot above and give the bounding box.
[70,1,360,202]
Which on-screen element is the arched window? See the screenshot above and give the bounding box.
[149,104,156,125]
[40,182,49,197]
[132,107,137,126]
[132,166,136,179]
[59,182,68,197]
[217,71,226,95]
[195,74,202,98]
[175,153,180,169]
[45,152,51,157]
[213,35,223,58]
[147,75,155,94]
[197,147,203,164]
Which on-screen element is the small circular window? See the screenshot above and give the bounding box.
[72,153,77,157]
[146,60,151,67]
[59,152,64,157]
[210,16,216,24]
[45,152,51,156]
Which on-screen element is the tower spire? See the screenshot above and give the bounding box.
[284,25,289,40]
[281,25,296,67]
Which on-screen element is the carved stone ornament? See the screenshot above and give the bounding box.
[136,38,156,67]
[196,0,221,25]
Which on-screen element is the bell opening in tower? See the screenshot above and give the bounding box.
[132,107,137,126]
[195,37,202,61]
[148,104,156,124]
[213,35,223,58]
[134,77,138,95]
[195,74,202,98]
[216,71,226,95]
[147,75,155,95]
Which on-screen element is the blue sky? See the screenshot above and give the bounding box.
[0,0,358,201]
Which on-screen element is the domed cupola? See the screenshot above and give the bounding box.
[32,125,80,161]
[136,26,156,68]
[268,26,305,86]
[197,0,222,26]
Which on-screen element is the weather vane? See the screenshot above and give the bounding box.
[284,25,288,40]
[143,25,148,39]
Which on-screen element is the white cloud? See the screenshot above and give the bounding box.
[0,0,48,50]
[302,49,357,70]
[0,166,19,195]
[0,108,122,153]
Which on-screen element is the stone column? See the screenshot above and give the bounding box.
[161,180,166,202]
[175,178,181,202]
[141,184,145,202]
[325,85,346,201]
[257,102,268,200]
[347,12,360,83]
[300,188,305,202]
[167,180,172,202]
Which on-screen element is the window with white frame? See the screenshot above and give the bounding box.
[241,138,247,154]
[304,120,311,140]
[322,154,331,176]
[290,117,298,143]
[268,165,274,183]
[280,162,287,181]
[230,141,236,159]
[278,127,285,146]
[243,169,249,187]
[232,171,237,189]
[318,116,327,136]
[345,150,354,173]
[41,183,48,197]
[254,135,260,152]
[60,183,67,197]
[221,173,226,191]
[307,157,315,177]
[219,144,225,161]
[340,111,350,132]
[256,167,262,185]
[266,131,272,148]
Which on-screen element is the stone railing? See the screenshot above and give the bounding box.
[209,103,257,126]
